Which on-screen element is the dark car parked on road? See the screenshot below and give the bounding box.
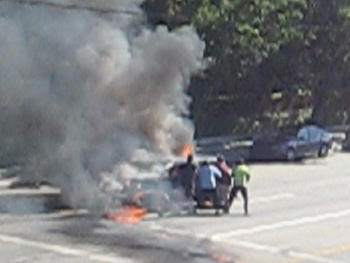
[250,125,334,161]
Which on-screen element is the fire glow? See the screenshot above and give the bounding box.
[180,144,194,157]
[105,206,147,224]
[209,252,231,263]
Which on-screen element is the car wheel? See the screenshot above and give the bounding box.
[286,148,297,162]
[318,144,329,157]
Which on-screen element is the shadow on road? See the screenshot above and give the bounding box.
[48,213,236,263]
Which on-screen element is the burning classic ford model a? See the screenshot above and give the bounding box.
[121,177,176,216]
[103,145,198,222]
[105,176,192,223]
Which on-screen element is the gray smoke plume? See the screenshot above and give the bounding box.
[0,0,205,210]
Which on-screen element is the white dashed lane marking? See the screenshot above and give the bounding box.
[146,204,350,263]
[212,209,350,239]
[250,193,295,204]
[0,234,134,263]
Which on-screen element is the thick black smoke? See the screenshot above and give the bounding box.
[0,0,205,210]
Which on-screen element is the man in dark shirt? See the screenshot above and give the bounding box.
[177,154,197,199]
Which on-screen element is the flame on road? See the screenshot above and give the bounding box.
[209,252,231,263]
[105,206,147,224]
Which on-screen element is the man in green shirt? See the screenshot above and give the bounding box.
[229,158,251,215]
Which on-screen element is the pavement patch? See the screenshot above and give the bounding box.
[221,239,347,263]
[220,239,347,263]
[285,243,350,263]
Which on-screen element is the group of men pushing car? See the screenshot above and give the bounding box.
[169,154,251,215]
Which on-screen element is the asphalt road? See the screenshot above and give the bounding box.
[1,153,350,263]
[143,153,350,263]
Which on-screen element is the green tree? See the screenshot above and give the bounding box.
[188,0,309,135]
[260,0,350,127]
[143,0,350,135]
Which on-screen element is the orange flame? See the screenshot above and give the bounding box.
[209,252,230,263]
[105,206,147,224]
[180,144,193,157]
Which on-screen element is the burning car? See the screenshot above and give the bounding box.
[104,177,173,223]
[117,174,190,218]
[125,178,172,215]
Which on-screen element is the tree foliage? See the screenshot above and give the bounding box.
[193,0,306,67]
[143,0,350,136]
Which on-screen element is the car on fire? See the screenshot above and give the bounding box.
[250,125,334,161]
[122,176,190,217]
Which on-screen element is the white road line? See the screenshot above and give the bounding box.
[212,209,350,240]
[250,193,295,204]
[224,239,347,263]
[0,234,133,263]
[145,203,349,263]
[145,225,347,263]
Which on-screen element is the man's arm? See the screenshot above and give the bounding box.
[245,168,251,182]
[209,165,222,178]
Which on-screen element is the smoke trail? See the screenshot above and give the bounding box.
[0,0,205,210]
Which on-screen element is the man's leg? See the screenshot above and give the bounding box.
[241,187,249,215]
[219,185,230,213]
[211,189,218,207]
[228,186,238,207]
